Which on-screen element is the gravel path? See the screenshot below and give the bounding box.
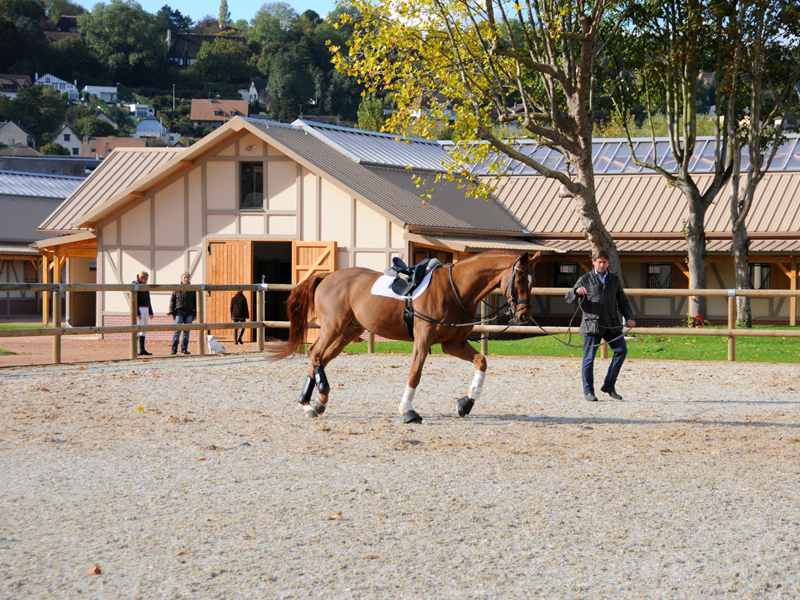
[1,353,799,599]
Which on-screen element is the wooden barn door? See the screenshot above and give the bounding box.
[293,241,337,343]
[207,240,253,340]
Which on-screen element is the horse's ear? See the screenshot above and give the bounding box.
[531,250,541,263]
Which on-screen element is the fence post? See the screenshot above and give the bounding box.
[728,294,736,361]
[130,288,138,360]
[481,300,489,356]
[52,289,61,364]
[42,255,49,327]
[368,332,375,353]
[256,289,264,351]
[790,257,797,327]
[197,290,205,356]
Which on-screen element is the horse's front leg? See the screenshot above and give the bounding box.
[441,339,487,417]
[398,334,433,424]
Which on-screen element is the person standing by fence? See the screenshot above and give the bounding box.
[168,272,196,355]
[230,290,249,345]
[565,250,636,402]
[134,271,153,356]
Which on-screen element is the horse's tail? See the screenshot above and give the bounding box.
[264,274,327,360]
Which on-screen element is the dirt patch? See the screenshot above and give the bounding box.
[1,353,799,598]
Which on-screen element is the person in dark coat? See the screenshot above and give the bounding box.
[168,271,197,355]
[565,249,636,402]
[133,271,153,356]
[230,291,249,345]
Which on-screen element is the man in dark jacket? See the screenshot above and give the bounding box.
[168,271,197,355]
[230,291,249,345]
[565,250,636,402]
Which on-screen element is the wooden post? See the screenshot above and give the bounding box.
[481,299,489,356]
[256,290,264,351]
[790,257,797,327]
[728,295,736,362]
[197,290,205,356]
[42,254,49,326]
[52,289,61,364]
[368,332,375,354]
[130,288,138,360]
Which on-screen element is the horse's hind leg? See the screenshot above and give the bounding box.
[300,320,364,418]
[441,339,487,418]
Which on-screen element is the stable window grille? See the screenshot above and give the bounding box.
[647,263,672,289]
[555,263,578,287]
[240,162,264,209]
[750,264,771,290]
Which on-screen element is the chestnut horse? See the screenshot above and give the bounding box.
[266,251,540,423]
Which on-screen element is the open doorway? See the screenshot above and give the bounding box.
[253,241,292,340]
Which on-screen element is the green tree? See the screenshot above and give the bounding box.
[47,37,105,84]
[267,49,314,122]
[356,94,383,131]
[0,85,67,144]
[610,0,732,317]
[158,4,193,34]
[251,2,297,47]
[39,0,85,21]
[336,0,631,272]
[191,38,255,82]
[721,0,800,326]
[40,142,70,155]
[218,0,231,28]
[73,116,117,137]
[78,0,169,84]
[0,0,45,20]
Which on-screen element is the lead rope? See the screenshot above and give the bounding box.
[527,294,632,350]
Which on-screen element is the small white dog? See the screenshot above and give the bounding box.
[207,335,228,355]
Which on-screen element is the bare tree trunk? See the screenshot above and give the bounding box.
[732,224,752,326]
[572,152,622,275]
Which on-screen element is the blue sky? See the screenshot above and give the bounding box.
[75,0,338,22]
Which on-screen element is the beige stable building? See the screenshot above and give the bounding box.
[37,117,543,338]
[36,123,800,336]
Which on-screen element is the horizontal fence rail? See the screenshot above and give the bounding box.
[1,283,798,365]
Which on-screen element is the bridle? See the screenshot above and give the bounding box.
[504,256,535,324]
[448,255,535,326]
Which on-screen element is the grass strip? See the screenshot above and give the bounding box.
[344,326,800,363]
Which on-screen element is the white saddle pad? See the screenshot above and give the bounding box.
[370,267,439,301]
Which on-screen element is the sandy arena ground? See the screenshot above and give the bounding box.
[1,352,799,599]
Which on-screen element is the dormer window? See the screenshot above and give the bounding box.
[214,110,222,116]
[231,110,237,116]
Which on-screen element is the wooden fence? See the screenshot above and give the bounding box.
[0,283,799,365]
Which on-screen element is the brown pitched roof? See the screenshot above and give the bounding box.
[40,148,183,233]
[191,99,249,123]
[44,31,83,43]
[493,172,800,254]
[80,137,146,158]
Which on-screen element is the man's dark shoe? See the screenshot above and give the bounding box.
[601,385,623,400]
[181,350,191,355]
[584,392,598,402]
[170,349,177,355]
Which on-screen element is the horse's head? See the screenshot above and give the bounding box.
[501,251,541,324]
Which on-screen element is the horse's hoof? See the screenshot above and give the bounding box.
[457,396,474,417]
[311,399,326,415]
[301,404,318,418]
[403,410,422,424]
